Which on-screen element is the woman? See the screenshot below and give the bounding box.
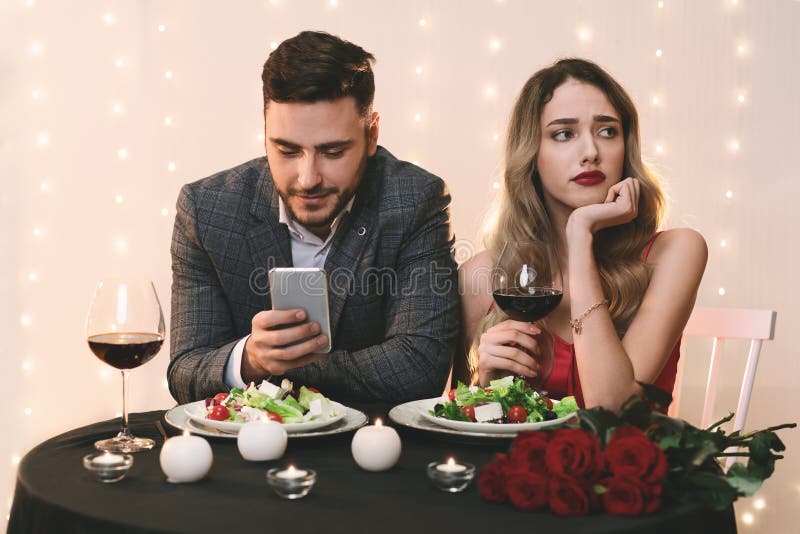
[456,58,707,412]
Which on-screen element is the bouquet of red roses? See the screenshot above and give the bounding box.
[479,384,794,516]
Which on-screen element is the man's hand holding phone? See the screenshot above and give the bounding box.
[241,308,329,383]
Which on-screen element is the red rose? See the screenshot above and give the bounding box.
[605,426,667,484]
[510,431,551,473]
[548,475,592,516]
[506,471,549,512]
[602,476,662,515]
[479,458,509,503]
[544,428,604,480]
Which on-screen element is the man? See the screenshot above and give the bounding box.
[168,31,459,404]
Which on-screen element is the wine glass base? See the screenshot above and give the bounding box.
[95,436,155,453]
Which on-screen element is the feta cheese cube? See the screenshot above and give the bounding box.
[469,386,479,393]
[240,406,267,422]
[281,378,294,392]
[474,402,504,422]
[258,380,283,399]
[309,398,332,418]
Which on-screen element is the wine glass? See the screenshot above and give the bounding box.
[491,241,563,389]
[86,279,165,452]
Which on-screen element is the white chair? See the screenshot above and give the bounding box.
[669,307,777,467]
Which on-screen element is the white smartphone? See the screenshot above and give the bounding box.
[268,267,332,353]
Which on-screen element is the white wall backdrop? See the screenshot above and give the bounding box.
[2,0,798,530]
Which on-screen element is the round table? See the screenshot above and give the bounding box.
[9,406,737,534]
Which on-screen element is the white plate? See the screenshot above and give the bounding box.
[389,398,577,439]
[175,400,348,435]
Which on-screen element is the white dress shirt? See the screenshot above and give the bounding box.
[223,195,355,388]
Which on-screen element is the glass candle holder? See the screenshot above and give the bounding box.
[266,466,317,500]
[83,451,133,483]
[426,460,476,493]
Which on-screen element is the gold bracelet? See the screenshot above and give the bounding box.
[569,300,608,335]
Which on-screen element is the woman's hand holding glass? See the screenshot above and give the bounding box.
[477,320,543,386]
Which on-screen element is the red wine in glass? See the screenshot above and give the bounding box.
[492,286,563,322]
[88,332,164,370]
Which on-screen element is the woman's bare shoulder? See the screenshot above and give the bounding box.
[648,228,707,262]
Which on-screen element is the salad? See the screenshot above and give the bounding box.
[430,376,578,424]
[203,378,339,424]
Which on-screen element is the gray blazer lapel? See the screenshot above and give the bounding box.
[247,164,293,277]
[324,165,381,340]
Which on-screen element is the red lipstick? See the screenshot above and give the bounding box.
[571,170,606,186]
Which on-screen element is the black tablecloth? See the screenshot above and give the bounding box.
[9,406,737,534]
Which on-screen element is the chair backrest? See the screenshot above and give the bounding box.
[670,307,777,442]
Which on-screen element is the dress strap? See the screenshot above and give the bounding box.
[642,232,663,263]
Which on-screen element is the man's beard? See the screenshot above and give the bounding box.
[279,149,368,231]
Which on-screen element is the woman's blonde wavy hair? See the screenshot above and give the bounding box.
[469,58,666,376]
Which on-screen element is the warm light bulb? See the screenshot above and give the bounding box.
[115,238,128,254]
[32,227,42,238]
[742,512,754,525]
[728,139,740,153]
[718,288,726,296]
[492,182,500,190]
[20,314,32,327]
[737,92,746,104]
[489,38,502,51]
[492,132,500,142]
[22,360,34,372]
[40,181,49,192]
[162,379,169,390]
[163,116,173,126]
[115,58,125,68]
[655,144,664,154]
[415,65,423,75]
[117,148,128,160]
[419,18,427,27]
[270,41,278,50]
[720,239,727,248]
[161,208,169,217]
[28,271,38,282]
[167,162,177,172]
[103,13,114,25]
[414,113,422,122]
[329,0,337,6]
[257,132,265,142]
[24,0,35,7]
[11,455,21,466]
[30,41,43,56]
[725,190,733,199]
[99,367,112,380]
[115,194,124,204]
[657,0,664,7]
[655,48,663,57]
[112,103,123,114]
[31,89,42,100]
[36,133,49,147]
[651,95,661,106]
[577,26,592,42]
[164,70,173,79]
[754,498,765,510]
[158,24,166,32]
[485,85,496,98]
[24,408,32,416]
[737,42,748,56]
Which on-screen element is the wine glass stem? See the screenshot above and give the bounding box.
[118,369,131,439]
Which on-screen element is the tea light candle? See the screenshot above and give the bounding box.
[83,451,133,483]
[351,418,401,472]
[276,465,307,479]
[436,457,467,473]
[159,431,213,483]
[93,452,126,465]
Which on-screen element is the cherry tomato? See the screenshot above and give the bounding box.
[484,388,493,394]
[267,412,283,423]
[207,405,230,421]
[448,389,457,401]
[542,397,554,410]
[308,387,320,394]
[213,393,229,405]
[508,405,527,424]
[461,405,476,422]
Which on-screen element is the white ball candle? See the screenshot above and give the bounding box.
[159,431,213,483]
[351,418,401,472]
[237,421,287,461]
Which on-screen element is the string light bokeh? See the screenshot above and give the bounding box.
[3,0,799,529]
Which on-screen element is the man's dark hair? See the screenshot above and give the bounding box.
[262,31,375,117]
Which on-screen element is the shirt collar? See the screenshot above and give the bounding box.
[278,195,356,245]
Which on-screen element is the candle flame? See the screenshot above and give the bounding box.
[447,457,455,466]
[287,465,296,474]
[374,418,383,427]
[182,430,190,437]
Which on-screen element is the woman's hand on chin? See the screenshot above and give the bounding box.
[476,320,541,386]
[567,177,641,238]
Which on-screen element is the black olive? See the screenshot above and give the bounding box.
[433,403,444,413]
[543,410,557,421]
